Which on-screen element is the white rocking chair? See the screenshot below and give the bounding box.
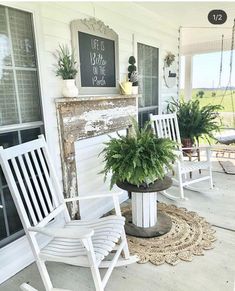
[0,135,137,291]
[150,113,213,200]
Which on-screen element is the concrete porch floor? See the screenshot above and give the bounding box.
[1,160,235,291]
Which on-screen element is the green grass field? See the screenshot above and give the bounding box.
[180,89,235,112]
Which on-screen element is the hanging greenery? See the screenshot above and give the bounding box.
[164,52,175,67]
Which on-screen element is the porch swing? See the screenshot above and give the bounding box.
[214,19,235,145]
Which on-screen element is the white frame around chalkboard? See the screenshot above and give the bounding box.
[71,18,119,95]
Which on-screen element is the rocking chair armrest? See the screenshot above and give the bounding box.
[64,191,123,203]
[28,226,94,239]
[182,146,211,151]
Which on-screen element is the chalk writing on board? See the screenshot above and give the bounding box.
[79,32,116,87]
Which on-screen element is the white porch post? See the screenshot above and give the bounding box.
[184,54,194,100]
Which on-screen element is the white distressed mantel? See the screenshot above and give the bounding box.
[55,94,138,218]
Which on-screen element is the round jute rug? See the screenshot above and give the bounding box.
[123,202,217,266]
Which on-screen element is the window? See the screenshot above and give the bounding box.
[0,5,44,247]
[137,42,159,127]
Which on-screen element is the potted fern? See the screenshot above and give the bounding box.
[167,98,222,148]
[54,45,78,97]
[101,118,176,233]
[100,118,176,189]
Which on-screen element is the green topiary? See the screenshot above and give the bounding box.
[100,118,177,189]
[128,56,138,86]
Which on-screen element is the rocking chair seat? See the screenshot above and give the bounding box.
[40,215,125,265]
[180,161,210,174]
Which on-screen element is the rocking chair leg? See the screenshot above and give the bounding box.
[20,283,38,291]
[179,174,185,199]
[36,259,53,291]
[209,170,213,189]
[86,239,104,291]
[120,229,130,259]
[90,265,104,291]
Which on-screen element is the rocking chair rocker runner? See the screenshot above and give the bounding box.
[0,135,137,291]
[150,113,213,200]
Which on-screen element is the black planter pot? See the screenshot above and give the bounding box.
[116,175,172,193]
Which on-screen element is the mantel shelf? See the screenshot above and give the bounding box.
[55,94,140,103]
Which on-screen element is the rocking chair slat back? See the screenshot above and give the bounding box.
[150,112,181,145]
[0,135,68,228]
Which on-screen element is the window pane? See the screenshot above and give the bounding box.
[9,8,36,68]
[4,187,22,235]
[16,70,41,122]
[0,131,19,148]
[138,43,159,109]
[0,69,19,125]
[21,127,42,143]
[0,6,12,67]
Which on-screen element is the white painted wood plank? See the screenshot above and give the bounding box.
[132,194,137,226]
[142,194,150,227]
[149,192,157,226]
[75,131,127,219]
[136,193,143,227]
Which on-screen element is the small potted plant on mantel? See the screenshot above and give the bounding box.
[128,56,139,95]
[100,118,176,235]
[54,44,78,98]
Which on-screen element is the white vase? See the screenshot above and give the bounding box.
[132,86,138,95]
[62,79,78,97]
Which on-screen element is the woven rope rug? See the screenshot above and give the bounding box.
[123,203,216,266]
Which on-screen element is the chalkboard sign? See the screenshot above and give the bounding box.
[78,32,116,87]
[71,18,119,95]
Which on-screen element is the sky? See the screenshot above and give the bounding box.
[180,51,235,89]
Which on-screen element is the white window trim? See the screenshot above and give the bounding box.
[133,33,163,113]
[3,3,49,141]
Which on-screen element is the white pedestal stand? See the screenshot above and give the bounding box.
[132,192,157,227]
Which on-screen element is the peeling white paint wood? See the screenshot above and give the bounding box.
[55,95,138,218]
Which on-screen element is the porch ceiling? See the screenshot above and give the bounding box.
[137,2,235,54]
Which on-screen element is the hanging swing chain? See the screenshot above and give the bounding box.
[219,19,235,106]
[230,19,235,128]
[218,34,224,89]
[228,19,235,85]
